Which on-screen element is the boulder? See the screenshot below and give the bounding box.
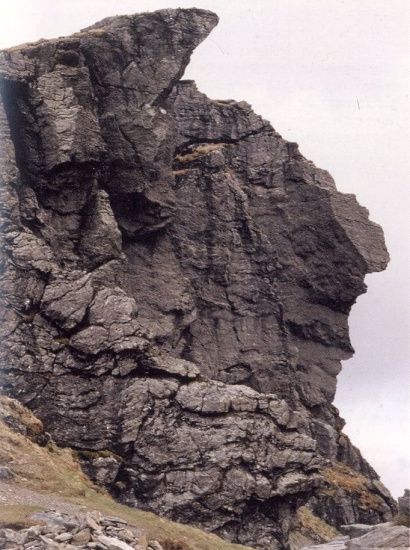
[347,524,410,548]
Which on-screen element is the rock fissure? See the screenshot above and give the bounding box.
[174,124,273,153]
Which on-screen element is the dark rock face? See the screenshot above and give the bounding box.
[397,489,410,527]
[398,490,410,518]
[0,9,395,549]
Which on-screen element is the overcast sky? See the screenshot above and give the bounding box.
[0,0,409,498]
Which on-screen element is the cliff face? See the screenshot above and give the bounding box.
[0,9,395,549]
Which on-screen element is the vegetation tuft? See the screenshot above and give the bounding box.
[321,462,385,511]
[296,505,339,542]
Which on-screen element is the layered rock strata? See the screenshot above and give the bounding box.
[0,8,395,549]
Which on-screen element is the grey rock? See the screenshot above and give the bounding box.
[347,524,410,548]
[24,543,45,550]
[54,532,73,542]
[370,479,394,502]
[2,529,27,545]
[39,535,60,548]
[41,274,94,331]
[0,511,148,550]
[141,354,200,379]
[0,7,394,549]
[96,535,135,550]
[339,523,379,538]
[101,517,127,526]
[23,526,43,540]
[71,528,91,545]
[398,489,410,518]
[31,511,80,531]
[78,189,123,269]
[85,513,101,533]
[301,538,349,550]
[88,456,121,487]
[0,466,14,480]
[113,530,135,544]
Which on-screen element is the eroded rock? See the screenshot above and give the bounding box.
[0,7,395,549]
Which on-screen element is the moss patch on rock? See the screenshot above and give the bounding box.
[322,462,385,511]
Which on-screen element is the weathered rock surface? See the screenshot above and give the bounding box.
[398,489,410,519]
[300,538,349,550]
[300,523,410,549]
[307,461,396,529]
[0,509,153,549]
[339,523,380,538]
[0,8,395,549]
[346,524,410,548]
[396,489,410,528]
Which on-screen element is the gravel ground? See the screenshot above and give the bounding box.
[0,480,84,516]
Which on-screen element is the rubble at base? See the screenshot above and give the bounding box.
[1,510,173,550]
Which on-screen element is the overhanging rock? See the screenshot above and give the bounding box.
[0,9,395,549]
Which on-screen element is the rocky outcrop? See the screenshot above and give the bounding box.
[307,461,396,528]
[396,489,410,527]
[300,522,410,549]
[0,396,254,550]
[0,8,395,549]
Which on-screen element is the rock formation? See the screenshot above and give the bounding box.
[300,523,410,549]
[0,8,396,549]
[4,513,407,550]
[0,394,255,550]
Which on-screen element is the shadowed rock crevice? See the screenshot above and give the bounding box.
[0,8,395,550]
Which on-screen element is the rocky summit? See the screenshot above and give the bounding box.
[0,8,396,550]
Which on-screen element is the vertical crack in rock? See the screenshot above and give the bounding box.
[0,9,395,550]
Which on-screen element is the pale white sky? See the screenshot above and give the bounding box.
[1,0,409,498]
